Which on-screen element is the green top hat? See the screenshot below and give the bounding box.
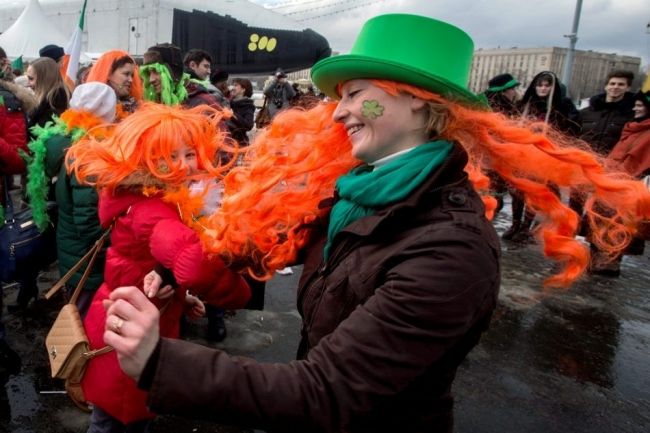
[311,14,482,107]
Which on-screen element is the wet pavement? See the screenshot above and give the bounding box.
[1,206,649,432]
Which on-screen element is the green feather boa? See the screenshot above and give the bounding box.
[140,63,189,105]
[23,117,86,232]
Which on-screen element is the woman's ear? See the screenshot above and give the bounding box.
[410,95,427,111]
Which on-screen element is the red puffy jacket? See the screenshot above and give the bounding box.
[82,190,250,423]
[0,81,33,175]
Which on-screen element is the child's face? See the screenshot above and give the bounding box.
[170,143,198,175]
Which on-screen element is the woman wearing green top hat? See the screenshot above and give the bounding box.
[99,14,650,433]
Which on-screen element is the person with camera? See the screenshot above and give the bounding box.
[262,68,296,120]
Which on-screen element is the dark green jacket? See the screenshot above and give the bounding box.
[45,133,105,291]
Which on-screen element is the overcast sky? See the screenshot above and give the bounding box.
[252,0,650,67]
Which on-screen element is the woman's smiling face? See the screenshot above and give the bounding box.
[332,79,428,163]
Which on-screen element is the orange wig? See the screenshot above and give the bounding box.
[85,50,143,102]
[373,80,650,286]
[199,102,358,279]
[200,80,650,286]
[67,103,236,194]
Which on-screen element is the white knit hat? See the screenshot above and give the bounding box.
[69,82,117,123]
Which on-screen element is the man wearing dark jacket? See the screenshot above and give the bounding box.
[183,49,230,109]
[570,70,635,214]
[579,70,635,155]
[571,70,636,276]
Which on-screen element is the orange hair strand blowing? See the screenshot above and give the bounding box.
[370,80,650,287]
[208,79,650,286]
[85,50,143,102]
[67,103,237,196]
[200,102,358,280]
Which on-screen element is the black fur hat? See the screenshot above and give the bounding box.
[39,44,64,62]
[635,90,650,112]
[143,43,184,81]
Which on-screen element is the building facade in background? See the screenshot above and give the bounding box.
[470,47,641,101]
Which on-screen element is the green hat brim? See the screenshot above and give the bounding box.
[312,54,485,108]
[487,78,519,93]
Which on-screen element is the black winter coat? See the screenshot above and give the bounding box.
[228,97,255,146]
[580,92,636,155]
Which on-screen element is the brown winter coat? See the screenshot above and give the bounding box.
[143,144,501,433]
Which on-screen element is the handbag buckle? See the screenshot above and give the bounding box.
[50,346,57,359]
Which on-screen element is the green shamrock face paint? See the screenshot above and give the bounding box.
[361,100,385,119]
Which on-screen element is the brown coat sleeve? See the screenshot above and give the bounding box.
[146,222,500,432]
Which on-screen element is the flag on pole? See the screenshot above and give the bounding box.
[63,0,88,88]
[11,56,24,73]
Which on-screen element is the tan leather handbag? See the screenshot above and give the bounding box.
[44,229,113,411]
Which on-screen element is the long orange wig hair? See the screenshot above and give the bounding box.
[85,50,143,102]
[67,103,235,195]
[200,102,358,279]
[198,79,650,286]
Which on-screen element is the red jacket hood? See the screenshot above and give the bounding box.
[98,190,147,228]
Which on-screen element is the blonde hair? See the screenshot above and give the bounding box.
[28,57,70,110]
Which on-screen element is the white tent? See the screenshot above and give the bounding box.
[0,0,68,60]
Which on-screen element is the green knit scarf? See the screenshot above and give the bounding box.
[140,63,189,105]
[324,140,453,259]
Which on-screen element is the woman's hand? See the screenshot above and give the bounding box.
[143,270,173,299]
[184,292,206,321]
[102,286,160,381]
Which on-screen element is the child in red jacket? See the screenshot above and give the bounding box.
[67,102,249,431]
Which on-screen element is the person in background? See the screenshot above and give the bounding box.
[66,103,251,431]
[25,82,117,319]
[209,68,231,108]
[0,45,36,377]
[483,72,520,216]
[141,43,224,112]
[503,71,580,242]
[608,91,650,179]
[76,63,93,86]
[569,70,636,217]
[184,48,229,108]
[484,73,519,116]
[263,67,295,120]
[227,77,255,147]
[26,57,70,131]
[226,76,267,314]
[38,44,65,66]
[520,71,579,136]
[579,70,636,156]
[7,57,69,312]
[100,14,649,433]
[85,50,143,118]
[183,49,211,83]
[588,90,650,275]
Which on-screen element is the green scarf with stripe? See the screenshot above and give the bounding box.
[324,140,453,259]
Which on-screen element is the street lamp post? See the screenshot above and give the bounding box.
[561,0,583,96]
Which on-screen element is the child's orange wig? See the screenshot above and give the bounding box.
[201,80,650,286]
[85,50,143,101]
[67,103,235,192]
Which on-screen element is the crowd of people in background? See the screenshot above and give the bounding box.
[0,39,333,431]
[483,68,649,277]
[0,13,648,432]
